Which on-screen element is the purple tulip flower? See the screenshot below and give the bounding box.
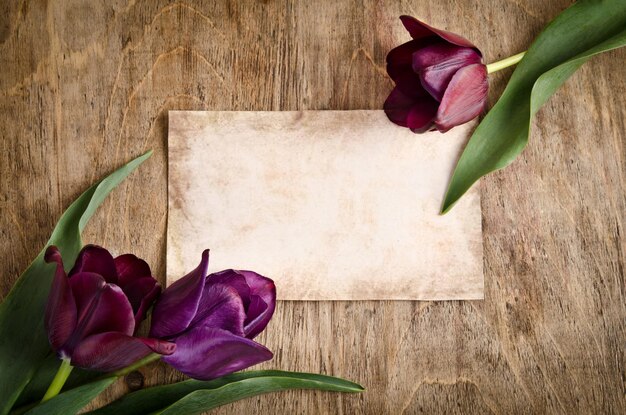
[384,15,488,133]
[44,245,175,371]
[149,250,276,380]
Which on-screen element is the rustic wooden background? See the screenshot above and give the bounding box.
[1,0,624,413]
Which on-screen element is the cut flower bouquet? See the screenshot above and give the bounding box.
[0,153,363,415]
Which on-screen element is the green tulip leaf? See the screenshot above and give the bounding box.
[0,151,152,414]
[13,355,100,409]
[22,378,116,415]
[89,370,364,415]
[442,0,626,213]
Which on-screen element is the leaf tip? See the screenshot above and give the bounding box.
[440,194,457,215]
[439,204,452,215]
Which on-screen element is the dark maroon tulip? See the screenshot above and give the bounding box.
[384,15,488,133]
[69,245,161,328]
[44,245,175,371]
[149,250,276,380]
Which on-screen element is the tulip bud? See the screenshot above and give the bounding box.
[384,15,488,133]
[44,245,175,372]
[149,250,276,380]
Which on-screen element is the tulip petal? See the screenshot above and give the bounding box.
[114,254,153,286]
[386,40,428,96]
[44,246,77,353]
[208,270,275,339]
[71,332,175,372]
[245,295,269,338]
[435,63,488,132]
[150,250,209,338]
[208,270,251,308]
[384,86,438,133]
[237,270,275,303]
[237,270,276,339]
[412,43,482,72]
[140,337,177,356]
[384,87,416,127]
[122,277,161,328]
[69,272,106,317]
[69,273,135,341]
[412,44,482,101]
[164,327,273,380]
[190,283,246,336]
[69,245,117,284]
[399,15,478,50]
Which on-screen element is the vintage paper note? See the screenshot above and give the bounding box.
[168,111,483,300]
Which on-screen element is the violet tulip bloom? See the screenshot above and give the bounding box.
[384,15,488,133]
[44,245,175,371]
[150,250,276,380]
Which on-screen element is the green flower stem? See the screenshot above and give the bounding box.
[10,354,162,413]
[486,51,526,73]
[41,358,73,402]
[109,353,162,378]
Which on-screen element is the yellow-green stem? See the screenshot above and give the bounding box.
[41,359,73,402]
[110,353,161,378]
[486,51,526,74]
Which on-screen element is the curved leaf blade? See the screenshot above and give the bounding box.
[158,375,364,415]
[530,30,626,113]
[0,151,152,414]
[442,0,626,213]
[23,378,115,415]
[89,370,364,415]
[14,354,100,408]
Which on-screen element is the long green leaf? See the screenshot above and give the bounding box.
[442,0,626,213]
[0,151,152,414]
[89,370,364,415]
[22,378,115,415]
[14,355,100,408]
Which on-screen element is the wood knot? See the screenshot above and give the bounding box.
[124,371,145,391]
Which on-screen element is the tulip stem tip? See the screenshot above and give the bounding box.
[486,51,526,74]
[41,358,73,403]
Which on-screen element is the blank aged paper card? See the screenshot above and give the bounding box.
[168,111,483,300]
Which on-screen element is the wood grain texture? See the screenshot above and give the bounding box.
[0,1,624,413]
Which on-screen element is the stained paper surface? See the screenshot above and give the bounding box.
[168,111,483,300]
